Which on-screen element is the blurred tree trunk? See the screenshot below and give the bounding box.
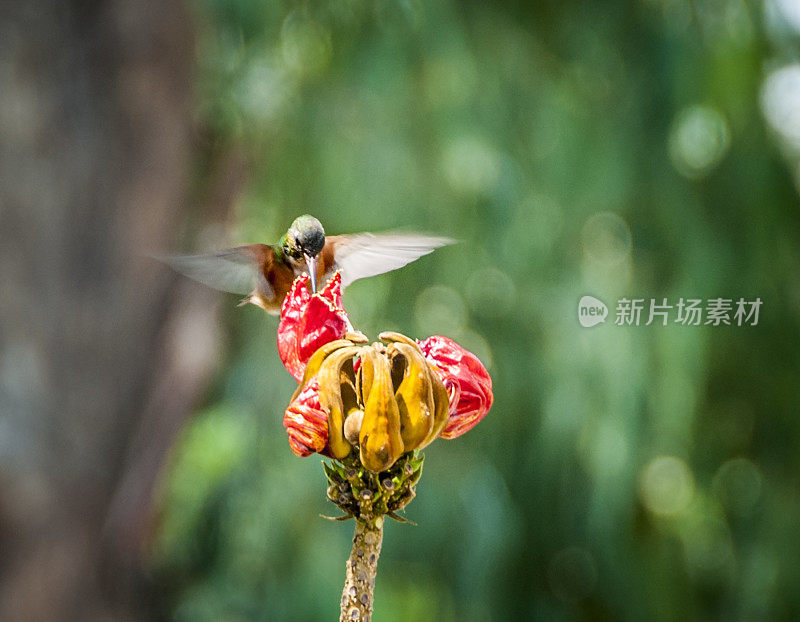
[0,2,235,620]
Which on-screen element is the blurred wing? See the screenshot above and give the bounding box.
[159,247,272,297]
[332,233,455,288]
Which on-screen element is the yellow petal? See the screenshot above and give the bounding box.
[317,345,360,459]
[389,342,434,451]
[359,353,404,472]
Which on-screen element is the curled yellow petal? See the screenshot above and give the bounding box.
[420,364,449,448]
[356,347,376,407]
[359,353,404,472]
[291,339,354,402]
[317,345,360,459]
[345,331,369,344]
[379,331,422,352]
[389,342,434,452]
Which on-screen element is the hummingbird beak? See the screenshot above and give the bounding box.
[304,253,318,293]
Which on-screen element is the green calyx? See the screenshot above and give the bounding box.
[322,451,424,523]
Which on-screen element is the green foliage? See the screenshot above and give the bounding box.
[154,1,800,620]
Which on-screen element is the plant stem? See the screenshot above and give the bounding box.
[339,515,384,622]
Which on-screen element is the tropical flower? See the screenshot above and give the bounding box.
[417,335,493,439]
[277,272,350,381]
[278,274,493,466]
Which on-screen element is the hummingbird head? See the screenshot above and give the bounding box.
[285,215,326,259]
[285,215,325,293]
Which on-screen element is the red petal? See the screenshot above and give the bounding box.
[277,272,350,381]
[277,275,312,380]
[297,295,350,363]
[319,271,343,307]
[283,378,329,457]
[418,335,493,439]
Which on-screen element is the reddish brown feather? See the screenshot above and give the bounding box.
[244,241,337,313]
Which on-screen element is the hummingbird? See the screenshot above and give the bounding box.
[164,215,454,314]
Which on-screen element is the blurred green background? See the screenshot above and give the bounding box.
[152,1,800,620]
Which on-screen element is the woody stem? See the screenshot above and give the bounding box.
[339,515,384,622]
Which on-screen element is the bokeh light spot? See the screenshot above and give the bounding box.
[236,58,293,124]
[581,211,632,267]
[422,55,478,108]
[761,64,800,149]
[668,105,731,178]
[280,13,332,77]
[442,136,500,195]
[770,0,800,34]
[465,267,517,318]
[640,455,694,516]
[712,458,763,517]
